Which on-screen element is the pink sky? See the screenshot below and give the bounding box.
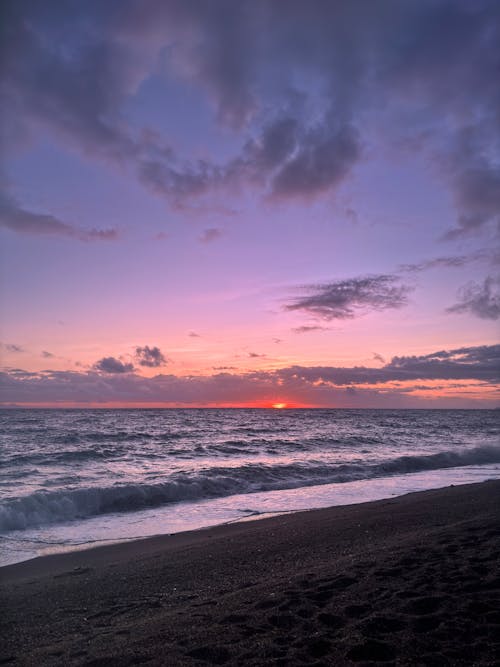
[1,1,499,407]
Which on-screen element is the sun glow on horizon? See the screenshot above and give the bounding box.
[272,402,287,409]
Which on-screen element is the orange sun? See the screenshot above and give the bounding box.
[272,402,287,409]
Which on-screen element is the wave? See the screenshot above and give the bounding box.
[1,444,499,532]
[1,447,123,466]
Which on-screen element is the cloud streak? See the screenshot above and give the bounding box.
[398,254,478,274]
[0,193,119,241]
[291,325,329,334]
[2,343,24,353]
[285,275,411,320]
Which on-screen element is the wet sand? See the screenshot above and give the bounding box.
[1,480,499,665]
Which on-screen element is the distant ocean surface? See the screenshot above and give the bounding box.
[1,408,499,566]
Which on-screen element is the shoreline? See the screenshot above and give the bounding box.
[3,463,499,570]
[0,473,495,578]
[2,480,500,664]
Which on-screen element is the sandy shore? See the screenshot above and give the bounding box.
[1,480,499,665]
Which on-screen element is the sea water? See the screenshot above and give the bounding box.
[1,408,499,566]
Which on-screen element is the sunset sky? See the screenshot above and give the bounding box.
[1,0,499,407]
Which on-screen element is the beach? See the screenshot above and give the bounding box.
[2,408,499,568]
[1,480,499,665]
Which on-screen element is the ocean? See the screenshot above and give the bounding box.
[1,408,499,567]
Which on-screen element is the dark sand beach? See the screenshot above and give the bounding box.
[1,480,499,666]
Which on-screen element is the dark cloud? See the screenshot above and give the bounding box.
[444,130,500,237]
[389,345,498,365]
[137,159,223,205]
[292,325,328,334]
[253,117,299,170]
[398,254,476,273]
[137,115,360,204]
[1,345,498,407]
[188,331,201,338]
[1,368,39,378]
[199,227,223,243]
[0,193,119,241]
[285,274,410,320]
[373,353,385,364]
[0,0,137,159]
[453,163,500,237]
[385,345,500,381]
[345,208,358,224]
[248,352,266,358]
[277,345,500,386]
[135,345,167,368]
[270,123,360,199]
[41,351,54,358]
[447,276,500,320]
[2,1,497,218]
[94,357,134,374]
[231,117,360,200]
[2,343,24,353]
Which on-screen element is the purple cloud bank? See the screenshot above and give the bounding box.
[2,345,498,407]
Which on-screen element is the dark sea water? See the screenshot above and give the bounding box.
[1,408,499,565]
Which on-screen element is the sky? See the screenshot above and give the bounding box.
[0,0,499,408]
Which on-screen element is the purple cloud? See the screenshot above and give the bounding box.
[444,131,500,238]
[447,277,500,320]
[1,345,498,407]
[2,343,24,353]
[199,228,223,243]
[0,193,119,241]
[292,325,329,334]
[385,345,499,379]
[285,275,411,320]
[94,357,134,374]
[2,0,497,221]
[398,254,479,274]
[135,345,167,368]
[270,123,360,200]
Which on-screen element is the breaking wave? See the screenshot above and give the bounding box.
[1,444,499,532]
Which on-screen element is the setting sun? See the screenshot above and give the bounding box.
[272,403,287,409]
